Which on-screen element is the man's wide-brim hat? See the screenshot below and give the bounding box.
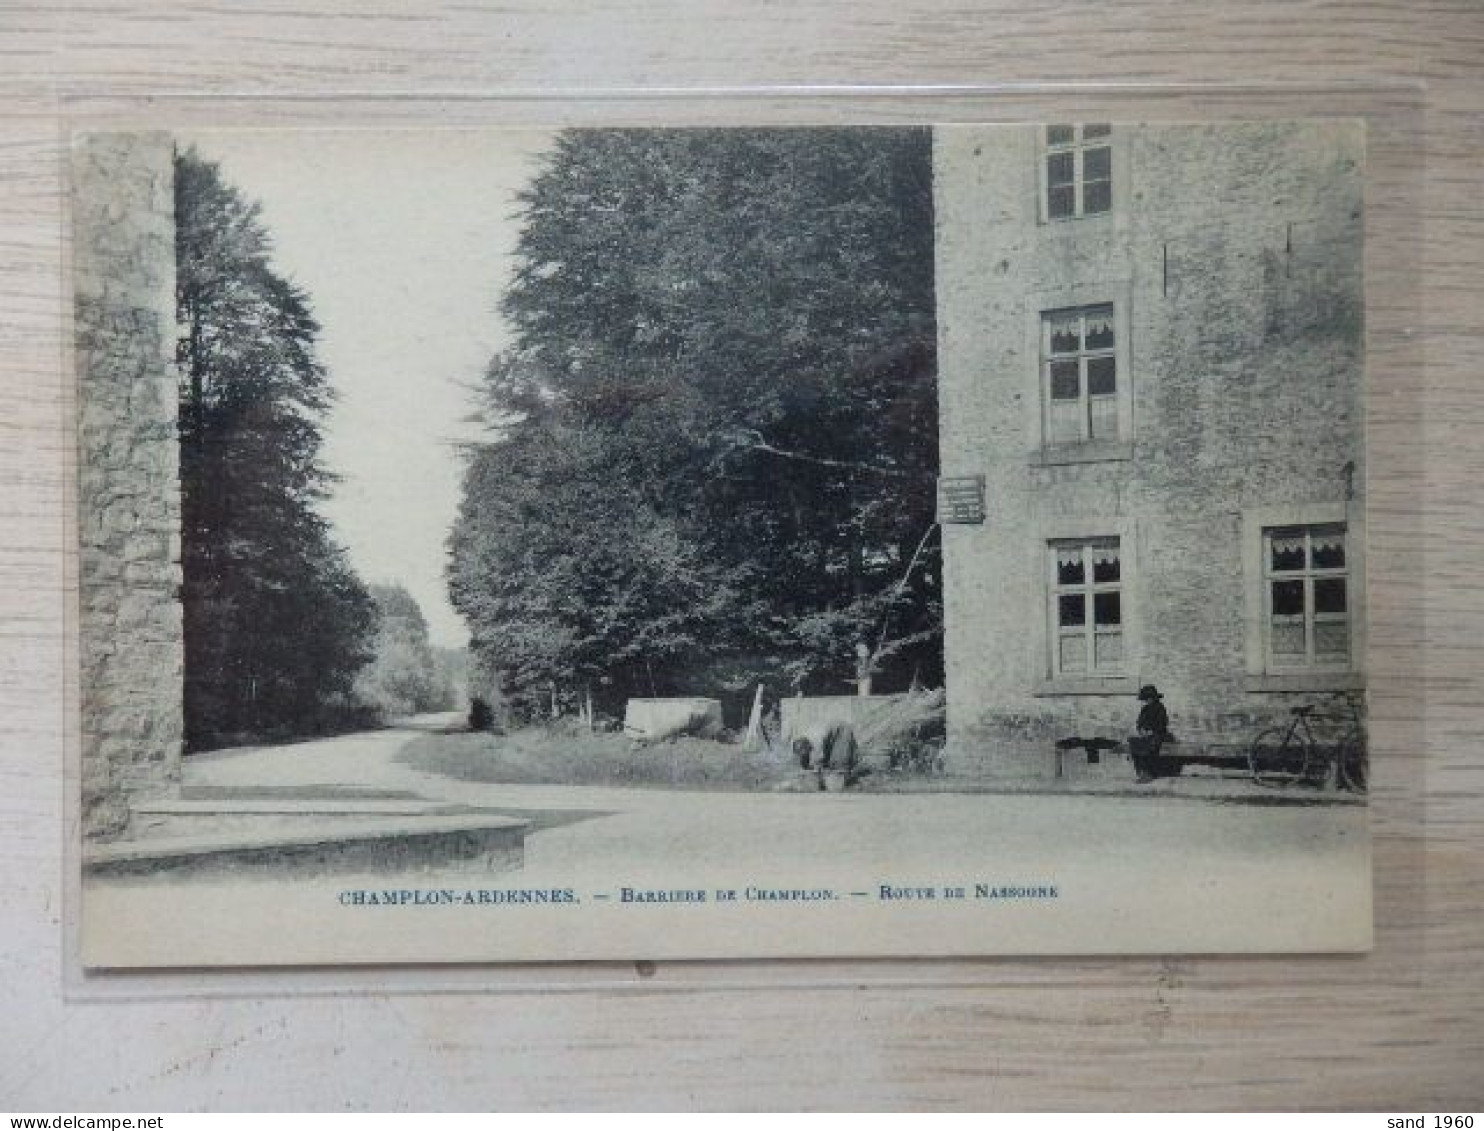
[1137,684,1163,701]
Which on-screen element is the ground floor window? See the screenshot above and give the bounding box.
[1050,538,1123,676]
[1264,523,1350,669]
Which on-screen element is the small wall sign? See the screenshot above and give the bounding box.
[937,475,986,524]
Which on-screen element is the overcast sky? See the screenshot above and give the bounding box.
[184,129,555,648]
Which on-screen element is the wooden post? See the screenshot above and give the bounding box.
[743,684,765,751]
[583,686,595,732]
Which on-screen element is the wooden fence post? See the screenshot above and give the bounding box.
[744,684,765,750]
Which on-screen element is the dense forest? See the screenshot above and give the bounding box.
[354,584,464,718]
[175,150,379,750]
[449,128,940,721]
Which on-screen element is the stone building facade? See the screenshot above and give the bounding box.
[933,121,1365,777]
[74,133,184,837]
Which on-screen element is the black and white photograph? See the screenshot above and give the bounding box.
[74,121,1371,966]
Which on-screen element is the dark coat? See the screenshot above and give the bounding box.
[1136,699,1170,737]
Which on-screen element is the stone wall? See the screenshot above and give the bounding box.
[74,133,183,838]
[933,122,1365,777]
[779,694,909,748]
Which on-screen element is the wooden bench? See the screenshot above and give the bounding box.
[1057,736,1251,778]
[1148,739,1250,776]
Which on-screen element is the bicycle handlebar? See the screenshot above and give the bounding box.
[1291,697,1365,725]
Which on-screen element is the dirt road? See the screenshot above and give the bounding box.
[119,717,1372,964]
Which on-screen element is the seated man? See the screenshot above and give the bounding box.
[1129,683,1173,783]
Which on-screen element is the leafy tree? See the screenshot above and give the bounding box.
[175,148,376,750]
[354,584,457,718]
[449,415,757,716]
[451,128,939,718]
[430,646,470,711]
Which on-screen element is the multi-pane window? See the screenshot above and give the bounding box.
[1265,524,1350,669]
[1051,539,1123,676]
[1045,123,1112,220]
[1043,304,1118,444]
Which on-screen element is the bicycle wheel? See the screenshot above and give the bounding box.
[1249,726,1303,787]
[1336,728,1368,794]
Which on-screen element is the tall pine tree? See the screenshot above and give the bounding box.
[175,148,375,750]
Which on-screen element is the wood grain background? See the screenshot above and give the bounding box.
[2,0,1481,1111]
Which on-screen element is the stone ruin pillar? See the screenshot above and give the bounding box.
[73,132,183,840]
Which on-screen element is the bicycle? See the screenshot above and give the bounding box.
[1247,692,1367,793]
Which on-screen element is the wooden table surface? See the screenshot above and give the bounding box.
[2,0,1481,1111]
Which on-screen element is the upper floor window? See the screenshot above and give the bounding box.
[1043,304,1118,445]
[1265,524,1350,670]
[1044,123,1112,220]
[1051,538,1124,677]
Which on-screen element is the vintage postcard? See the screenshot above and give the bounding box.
[74,121,1371,967]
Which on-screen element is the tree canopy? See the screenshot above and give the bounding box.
[175,148,376,750]
[449,128,940,720]
[354,584,459,718]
